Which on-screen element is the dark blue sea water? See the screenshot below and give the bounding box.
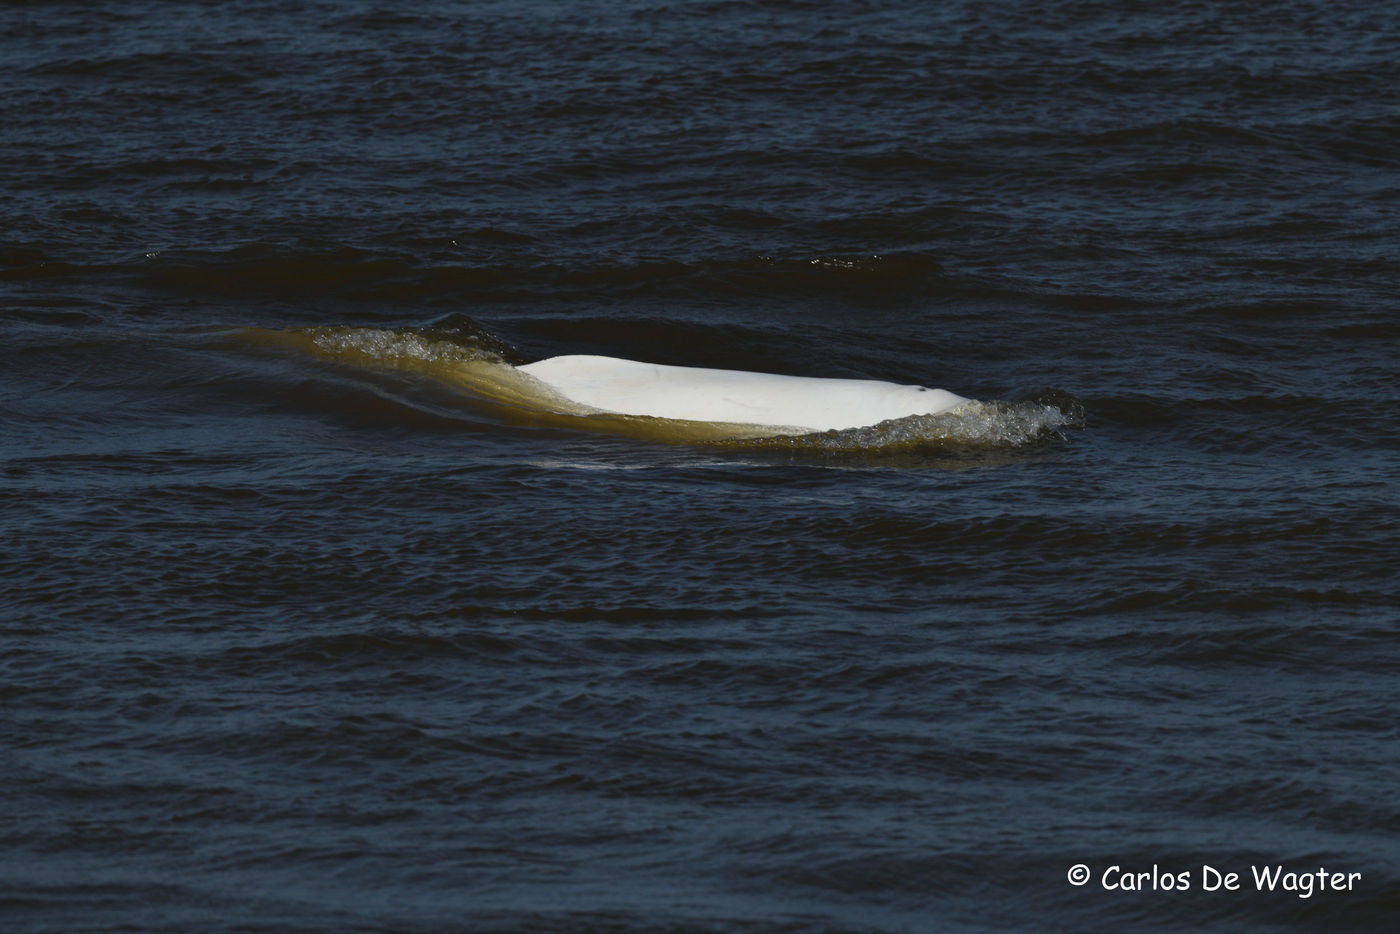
[3,2,1398,931]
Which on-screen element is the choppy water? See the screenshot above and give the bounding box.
[3,1,1398,931]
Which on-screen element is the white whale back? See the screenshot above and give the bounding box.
[517,354,970,433]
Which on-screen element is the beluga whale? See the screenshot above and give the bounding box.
[516,354,972,435]
[254,326,1021,446]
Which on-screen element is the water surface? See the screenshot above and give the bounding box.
[3,1,1398,931]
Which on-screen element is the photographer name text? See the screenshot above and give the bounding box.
[1066,863,1360,898]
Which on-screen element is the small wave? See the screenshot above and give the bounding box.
[726,398,1078,454]
[300,323,519,366]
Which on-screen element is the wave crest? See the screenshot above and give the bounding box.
[730,399,1078,453]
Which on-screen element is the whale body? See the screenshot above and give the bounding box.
[516,354,971,434]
